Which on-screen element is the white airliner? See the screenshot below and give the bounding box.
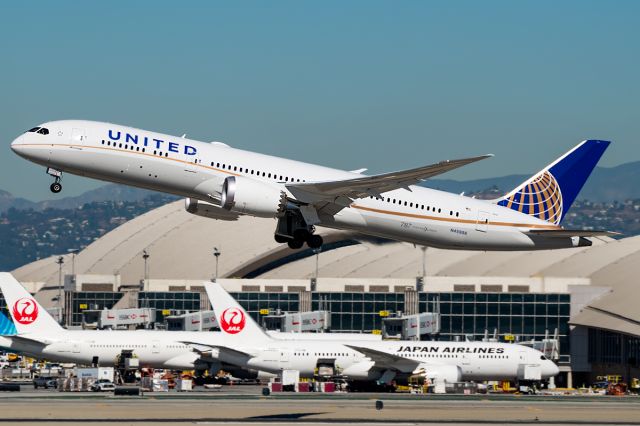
[201,282,559,386]
[11,121,613,250]
[0,273,374,378]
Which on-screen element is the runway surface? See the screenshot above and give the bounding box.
[0,386,639,426]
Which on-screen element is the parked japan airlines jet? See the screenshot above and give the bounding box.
[200,282,559,385]
[11,121,612,250]
[0,273,374,377]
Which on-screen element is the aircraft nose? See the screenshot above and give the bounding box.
[548,361,560,377]
[11,135,26,154]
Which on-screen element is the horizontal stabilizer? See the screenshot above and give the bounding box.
[525,229,620,238]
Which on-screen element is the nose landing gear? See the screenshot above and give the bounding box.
[46,167,63,193]
[50,181,62,193]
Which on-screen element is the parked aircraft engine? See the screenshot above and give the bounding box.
[220,176,285,218]
[162,352,201,370]
[414,364,462,383]
[184,198,240,221]
[223,366,276,381]
[341,361,381,381]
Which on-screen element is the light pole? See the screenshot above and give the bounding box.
[313,247,321,279]
[55,256,64,325]
[142,250,150,292]
[68,248,79,283]
[213,247,221,282]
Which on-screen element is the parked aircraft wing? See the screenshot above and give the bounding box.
[286,155,492,205]
[345,345,420,372]
[8,335,50,347]
[525,229,620,237]
[180,341,253,360]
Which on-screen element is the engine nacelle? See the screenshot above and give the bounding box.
[414,364,462,383]
[221,176,284,218]
[162,352,201,370]
[223,366,276,381]
[184,198,240,221]
[341,361,381,381]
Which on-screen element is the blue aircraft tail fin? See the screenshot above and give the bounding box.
[0,311,17,336]
[495,140,610,224]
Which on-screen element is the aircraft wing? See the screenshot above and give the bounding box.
[179,341,253,360]
[345,345,421,372]
[7,335,50,347]
[525,229,620,237]
[286,155,493,206]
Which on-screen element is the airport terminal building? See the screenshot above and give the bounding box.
[9,200,640,387]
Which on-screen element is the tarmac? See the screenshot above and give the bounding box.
[1,385,639,426]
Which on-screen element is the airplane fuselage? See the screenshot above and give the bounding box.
[0,329,378,370]
[213,334,558,382]
[11,120,583,250]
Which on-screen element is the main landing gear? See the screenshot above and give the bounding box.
[275,211,324,250]
[47,167,63,194]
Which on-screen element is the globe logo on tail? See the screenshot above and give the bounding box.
[498,171,563,225]
[12,298,39,325]
[220,307,246,334]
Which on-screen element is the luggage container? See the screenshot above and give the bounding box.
[176,379,192,391]
[268,382,283,392]
[296,382,311,392]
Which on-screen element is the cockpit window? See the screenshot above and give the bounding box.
[26,127,49,135]
[540,355,548,360]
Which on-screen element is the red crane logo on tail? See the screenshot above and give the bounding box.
[12,298,39,325]
[220,307,245,334]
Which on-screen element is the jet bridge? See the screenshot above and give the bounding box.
[261,310,330,333]
[165,310,218,331]
[82,308,156,330]
[381,312,440,340]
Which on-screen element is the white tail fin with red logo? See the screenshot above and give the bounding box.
[204,282,271,342]
[0,273,63,335]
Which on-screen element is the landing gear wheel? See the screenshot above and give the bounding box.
[50,182,62,193]
[307,234,323,249]
[293,229,310,242]
[287,239,304,249]
[274,235,290,244]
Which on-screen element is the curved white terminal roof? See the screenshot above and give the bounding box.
[11,200,640,336]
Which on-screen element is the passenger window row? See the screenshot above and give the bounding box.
[89,343,147,348]
[209,161,307,183]
[312,352,350,357]
[102,139,154,155]
[369,196,460,217]
[411,353,509,359]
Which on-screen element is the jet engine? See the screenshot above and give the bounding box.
[184,198,240,221]
[341,361,381,381]
[220,176,285,218]
[223,366,276,381]
[413,364,462,383]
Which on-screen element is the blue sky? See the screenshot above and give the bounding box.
[1,1,638,200]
